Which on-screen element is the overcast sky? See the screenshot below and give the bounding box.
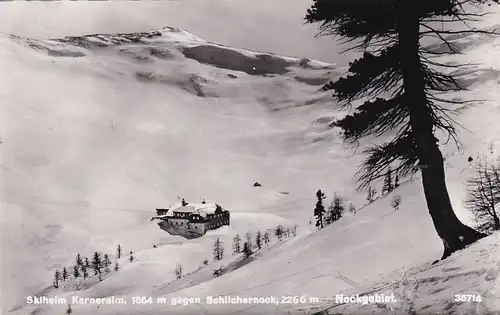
[0,0,354,65]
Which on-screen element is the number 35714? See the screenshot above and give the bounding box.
[454,294,483,302]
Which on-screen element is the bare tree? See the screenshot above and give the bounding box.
[465,158,500,233]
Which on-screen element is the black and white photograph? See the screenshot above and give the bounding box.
[1,0,500,314]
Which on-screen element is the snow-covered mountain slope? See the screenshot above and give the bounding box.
[307,232,500,315]
[0,26,348,313]
[2,6,500,315]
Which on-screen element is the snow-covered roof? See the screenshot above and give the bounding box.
[171,205,196,213]
[170,202,218,217]
[154,214,170,219]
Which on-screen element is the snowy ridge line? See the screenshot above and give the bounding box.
[7,25,336,79]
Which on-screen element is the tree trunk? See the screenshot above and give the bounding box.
[397,14,486,260]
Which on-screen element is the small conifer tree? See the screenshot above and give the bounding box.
[82,266,89,279]
[382,166,394,194]
[329,194,345,223]
[242,242,252,258]
[76,253,83,267]
[92,252,101,275]
[53,270,61,288]
[275,225,284,239]
[175,264,183,279]
[314,189,326,228]
[366,187,377,203]
[245,232,252,247]
[103,254,111,272]
[213,238,224,261]
[263,231,270,244]
[62,267,68,281]
[255,231,262,249]
[233,234,241,254]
